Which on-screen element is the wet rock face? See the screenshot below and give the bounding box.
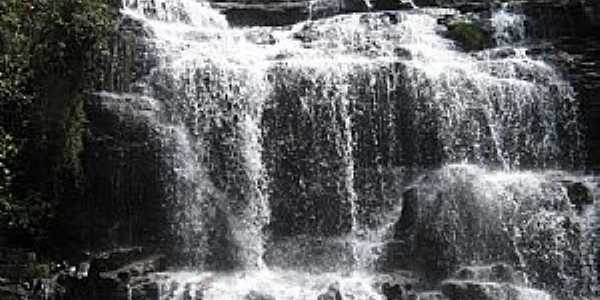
[441,280,553,300]
[444,19,493,51]
[520,1,600,171]
[453,264,515,283]
[264,237,354,272]
[317,283,343,300]
[562,181,594,210]
[100,15,158,93]
[83,93,165,250]
[78,13,163,251]
[60,248,167,300]
[383,165,596,296]
[245,290,276,300]
[209,0,368,26]
[438,261,539,300]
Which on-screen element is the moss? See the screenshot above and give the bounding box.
[4,263,51,281]
[447,21,492,51]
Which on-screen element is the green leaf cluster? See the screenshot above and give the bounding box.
[0,0,117,239]
[447,21,493,51]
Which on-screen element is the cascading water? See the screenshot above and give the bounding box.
[98,0,597,298]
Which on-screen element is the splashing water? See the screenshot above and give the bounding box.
[491,3,527,46]
[95,0,596,298]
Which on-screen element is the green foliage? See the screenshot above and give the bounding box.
[447,21,492,51]
[0,131,17,213]
[0,0,117,239]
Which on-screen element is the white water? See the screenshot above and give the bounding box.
[491,3,526,46]
[103,0,594,298]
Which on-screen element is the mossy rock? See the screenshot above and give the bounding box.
[372,0,414,10]
[447,21,492,51]
[3,263,51,281]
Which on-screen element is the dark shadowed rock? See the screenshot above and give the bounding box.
[317,282,343,300]
[418,291,448,300]
[393,188,418,238]
[441,280,553,300]
[210,0,368,27]
[394,47,412,60]
[245,29,278,45]
[245,290,276,300]
[382,282,403,299]
[445,20,493,51]
[564,182,594,210]
[453,263,514,283]
[88,247,146,278]
[372,0,414,10]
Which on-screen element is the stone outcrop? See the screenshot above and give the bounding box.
[209,0,368,26]
[317,283,343,300]
[438,262,553,300]
[520,1,600,171]
[58,248,167,300]
[441,280,553,300]
[382,165,596,297]
[245,290,277,300]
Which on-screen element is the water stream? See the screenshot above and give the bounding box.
[99,1,596,298]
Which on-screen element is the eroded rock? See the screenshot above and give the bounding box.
[453,263,514,283]
[245,290,276,300]
[317,282,343,300]
[441,280,553,300]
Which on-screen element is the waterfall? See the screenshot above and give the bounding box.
[491,3,527,46]
[96,0,597,298]
[119,0,273,269]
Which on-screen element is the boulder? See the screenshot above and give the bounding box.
[393,188,419,237]
[441,280,553,300]
[564,181,594,210]
[371,0,415,10]
[98,254,166,282]
[381,278,419,300]
[445,20,493,51]
[317,282,343,300]
[452,263,514,283]
[245,290,276,300]
[88,247,145,278]
[382,282,403,299]
[418,291,448,300]
[209,0,368,27]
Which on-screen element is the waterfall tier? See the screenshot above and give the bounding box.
[87,1,598,299]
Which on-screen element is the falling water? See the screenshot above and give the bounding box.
[491,3,527,46]
[95,0,597,298]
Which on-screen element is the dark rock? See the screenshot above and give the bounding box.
[372,0,414,11]
[476,47,516,60]
[525,44,555,57]
[564,182,594,210]
[317,283,343,300]
[245,290,276,300]
[441,280,553,300]
[418,291,448,300]
[88,247,145,277]
[521,0,600,171]
[264,237,354,272]
[210,0,368,27]
[0,283,28,300]
[245,30,277,45]
[393,188,418,237]
[382,282,403,300]
[98,254,166,282]
[393,47,412,60]
[453,263,514,283]
[445,20,493,51]
[413,0,490,13]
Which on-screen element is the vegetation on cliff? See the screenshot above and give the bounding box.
[0,0,117,247]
